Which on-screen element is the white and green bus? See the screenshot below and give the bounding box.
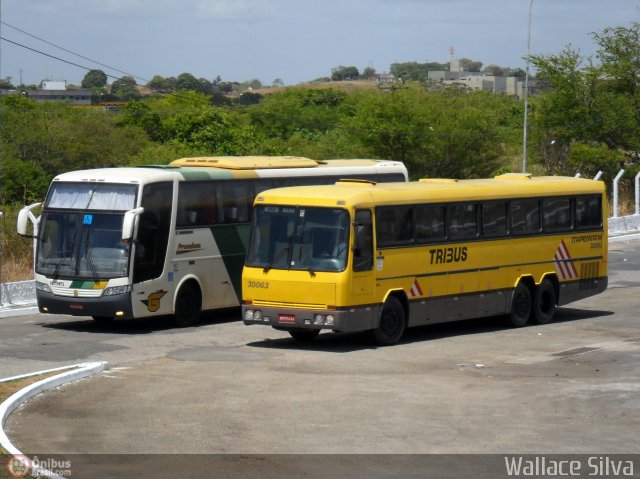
[17,156,407,325]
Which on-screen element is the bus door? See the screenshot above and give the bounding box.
[350,209,376,325]
[131,182,174,318]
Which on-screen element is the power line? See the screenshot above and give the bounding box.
[0,36,134,84]
[0,35,221,105]
[1,21,148,85]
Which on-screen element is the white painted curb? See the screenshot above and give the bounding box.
[0,361,107,478]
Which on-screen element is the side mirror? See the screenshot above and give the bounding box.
[122,207,144,241]
[17,202,42,237]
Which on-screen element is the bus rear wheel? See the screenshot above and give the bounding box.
[288,329,321,342]
[509,282,532,327]
[174,283,201,327]
[372,296,406,346]
[533,278,556,324]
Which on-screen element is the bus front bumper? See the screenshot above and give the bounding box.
[242,304,378,333]
[36,290,134,319]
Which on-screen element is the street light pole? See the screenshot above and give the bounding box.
[522,0,534,173]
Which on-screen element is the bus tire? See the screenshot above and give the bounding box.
[372,296,406,346]
[289,329,321,342]
[509,282,532,327]
[174,282,201,327]
[533,278,556,325]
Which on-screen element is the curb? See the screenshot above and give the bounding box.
[0,361,108,478]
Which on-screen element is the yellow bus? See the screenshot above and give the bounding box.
[242,173,608,345]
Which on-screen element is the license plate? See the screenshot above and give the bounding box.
[278,314,296,323]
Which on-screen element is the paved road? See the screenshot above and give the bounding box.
[2,239,640,477]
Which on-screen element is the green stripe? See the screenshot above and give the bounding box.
[210,224,251,301]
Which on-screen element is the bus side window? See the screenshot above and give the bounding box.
[353,210,373,272]
[510,199,541,235]
[448,203,478,240]
[575,195,602,229]
[481,201,508,238]
[216,181,252,223]
[542,197,572,232]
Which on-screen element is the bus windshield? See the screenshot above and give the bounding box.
[246,205,349,273]
[36,212,131,280]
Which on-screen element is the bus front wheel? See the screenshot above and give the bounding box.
[372,296,406,346]
[174,283,201,327]
[509,282,532,327]
[533,279,556,325]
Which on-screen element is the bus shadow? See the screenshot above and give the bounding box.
[39,308,241,335]
[247,307,614,352]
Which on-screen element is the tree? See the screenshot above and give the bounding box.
[147,75,175,92]
[175,73,201,91]
[361,67,376,80]
[528,22,640,190]
[81,69,108,89]
[111,76,140,100]
[459,58,483,72]
[0,78,15,89]
[341,86,506,179]
[390,62,447,82]
[331,65,360,81]
[483,65,508,76]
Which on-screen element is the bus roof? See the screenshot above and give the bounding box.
[254,174,606,207]
[51,158,406,183]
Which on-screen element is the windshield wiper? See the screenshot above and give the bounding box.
[52,245,74,279]
[84,237,100,283]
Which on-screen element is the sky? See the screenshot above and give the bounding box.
[0,0,638,87]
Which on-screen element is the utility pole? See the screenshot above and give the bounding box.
[522,0,534,173]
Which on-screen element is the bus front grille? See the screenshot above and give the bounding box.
[252,300,328,310]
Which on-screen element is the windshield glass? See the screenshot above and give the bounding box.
[36,212,130,280]
[246,205,349,272]
[46,182,137,211]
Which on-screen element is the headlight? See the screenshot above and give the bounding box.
[254,310,262,321]
[35,281,52,293]
[244,309,255,321]
[325,314,335,326]
[103,285,132,296]
[313,314,324,325]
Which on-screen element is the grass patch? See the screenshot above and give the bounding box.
[1,205,35,283]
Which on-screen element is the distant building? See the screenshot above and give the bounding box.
[41,81,68,90]
[427,60,536,100]
[11,80,94,105]
[376,72,396,83]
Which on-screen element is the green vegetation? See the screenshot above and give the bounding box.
[528,21,640,193]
